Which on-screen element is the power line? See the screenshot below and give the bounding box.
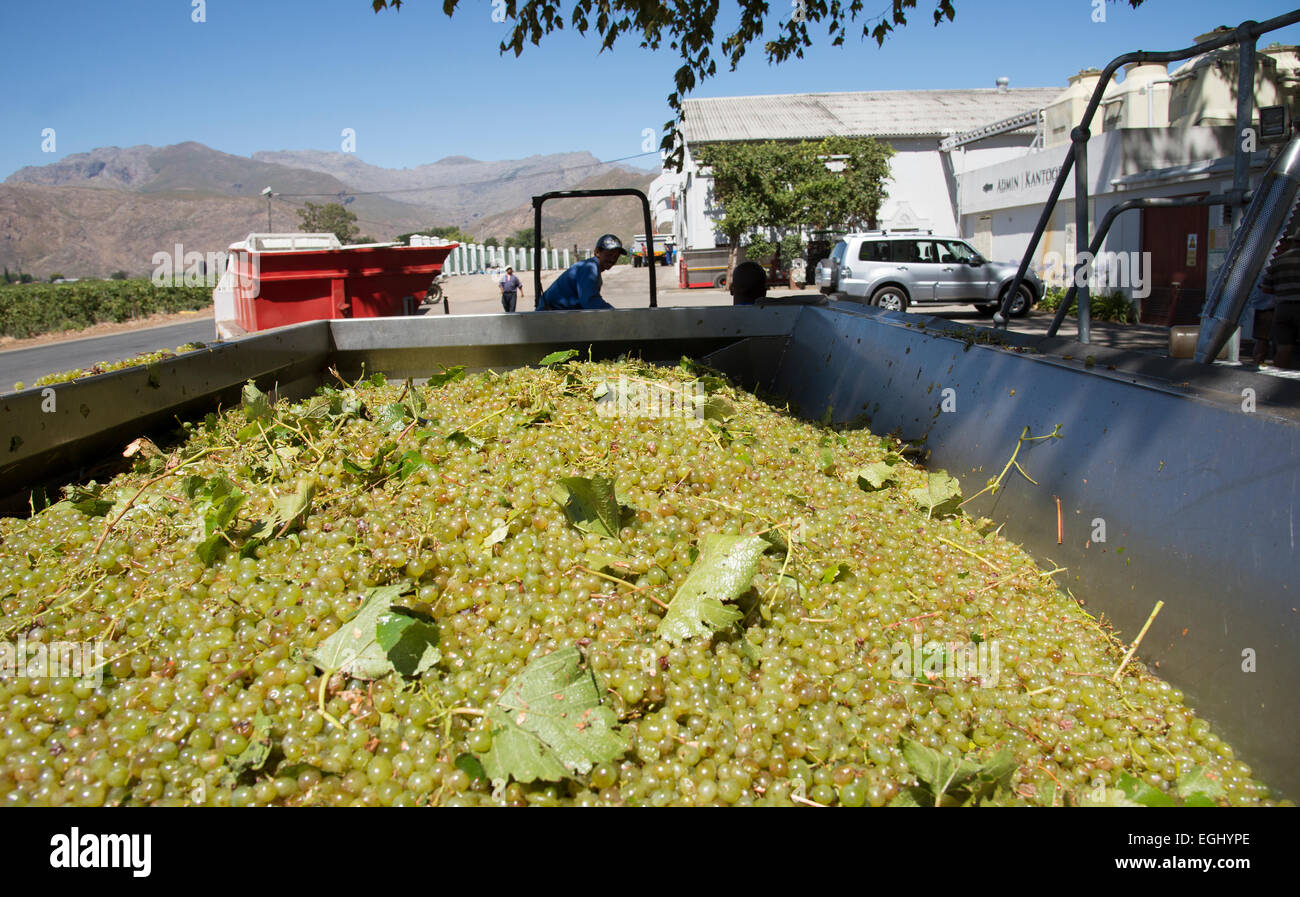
[273,150,661,199]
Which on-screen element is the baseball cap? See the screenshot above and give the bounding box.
[594,234,628,255]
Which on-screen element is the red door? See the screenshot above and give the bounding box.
[1140,202,1209,326]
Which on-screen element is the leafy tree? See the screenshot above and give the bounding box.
[697,136,892,276]
[483,236,501,248]
[296,201,361,243]
[108,271,127,281]
[372,1,1146,168]
[505,227,539,248]
[48,273,64,282]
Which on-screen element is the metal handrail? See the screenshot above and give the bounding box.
[531,188,657,308]
[996,9,1300,343]
[1044,194,1237,337]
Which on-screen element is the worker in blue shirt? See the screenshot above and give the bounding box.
[536,234,625,310]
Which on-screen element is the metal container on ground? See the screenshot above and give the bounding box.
[211,233,456,339]
[1,304,1296,797]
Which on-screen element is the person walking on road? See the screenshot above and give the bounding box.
[498,266,523,313]
[536,234,625,311]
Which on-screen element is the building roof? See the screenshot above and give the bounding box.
[681,88,1063,143]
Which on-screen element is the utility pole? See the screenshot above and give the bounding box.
[261,187,275,232]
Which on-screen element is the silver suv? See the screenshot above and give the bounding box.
[815,232,1041,317]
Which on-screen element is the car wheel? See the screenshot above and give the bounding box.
[871,286,909,312]
[713,273,727,289]
[1001,284,1033,318]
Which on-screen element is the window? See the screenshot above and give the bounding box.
[892,240,922,263]
[945,241,978,262]
[858,240,891,262]
[830,241,848,264]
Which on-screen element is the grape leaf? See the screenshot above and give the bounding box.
[396,450,431,479]
[900,739,1016,807]
[342,441,398,477]
[247,479,315,542]
[888,787,927,807]
[551,475,621,541]
[404,381,428,420]
[1116,772,1177,807]
[479,646,627,786]
[820,562,853,585]
[1175,766,1226,802]
[426,365,466,388]
[455,753,488,785]
[374,402,410,434]
[818,446,835,474]
[760,529,789,554]
[538,349,579,366]
[657,534,766,644]
[854,462,899,491]
[222,711,273,787]
[375,610,441,678]
[482,524,511,549]
[909,471,964,518]
[184,475,246,547]
[242,380,271,421]
[307,584,414,679]
[64,483,115,517]
[445,430,484,450]
[701,396,735,422]
[901,738,961,806]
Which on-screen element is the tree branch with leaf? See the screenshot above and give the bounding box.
[370,1,1145,170]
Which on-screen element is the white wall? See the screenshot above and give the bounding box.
[677,130,1042,249]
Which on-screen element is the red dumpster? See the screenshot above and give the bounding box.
[214,233,456,338]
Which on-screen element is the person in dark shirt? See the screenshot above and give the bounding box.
[729,260,768,305]
[537,235,625,310]
[498,267,523,313]
[1260,230,1300,368]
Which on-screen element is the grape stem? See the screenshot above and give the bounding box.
[318,671,346,731]
[257,422,287,475]
[958,424,1061,508]
[884,611,943,629]
[1111,600,1164,683]
[935,536,1000,573]
[572,565,666,608]
[91,448,221,557]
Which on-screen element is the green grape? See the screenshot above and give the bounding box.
[0,360,1276,808]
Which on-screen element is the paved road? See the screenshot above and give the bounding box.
[0,271,1174,392]
[0,319,215,391]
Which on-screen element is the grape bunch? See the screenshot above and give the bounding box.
[0,359,1279,806]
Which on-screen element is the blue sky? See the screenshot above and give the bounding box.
[2,0,1300,178]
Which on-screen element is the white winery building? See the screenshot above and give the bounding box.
[654,84,1062,250]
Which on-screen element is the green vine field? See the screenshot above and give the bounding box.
[0,281,211,340]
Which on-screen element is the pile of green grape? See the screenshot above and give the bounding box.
[0,359,1278,806]
[14,343,206,392]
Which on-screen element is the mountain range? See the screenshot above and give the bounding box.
[1,143,657,278]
